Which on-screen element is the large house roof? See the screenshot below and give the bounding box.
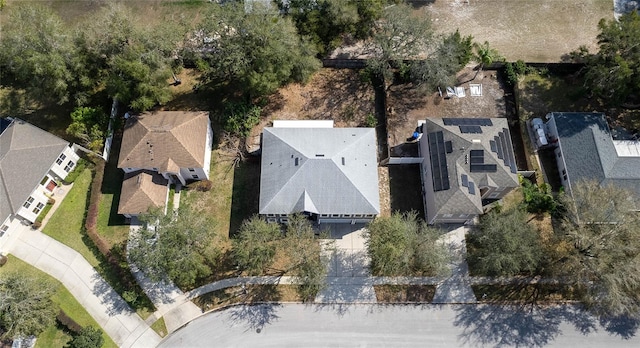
[551,112,640,201]
[259,127,380,215]
[118,111,210,171]
[0,118,69,220]
[422,118,519,220]
[117,170,168,216]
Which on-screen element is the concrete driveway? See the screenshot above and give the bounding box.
[315,224,377,303]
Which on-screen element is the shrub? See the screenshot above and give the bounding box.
[187,180,213,192]
[0,254,7,266]
[221,102,261,137]
[64,158,89,184]
[66,326,104,348]
[31,221,42,230]
[57,310,83,334]
[47,197,56,205]
[521,178,557,213]
[365,113,377,128]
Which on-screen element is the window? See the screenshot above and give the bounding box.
[489,192,500,199]
[0,224,8,238]
[342,214,352,218]
[266,214,276,217]
[192,175,199,179]
[64,161,75,172]
[331,214,340,218]
[354,214,363,218]
[320,214,329,217]
[188,168,196,172]
[563,175,568,181]
[267,218,277,223]
[443,214,453,218]
[280,218,289,224]
[40,177,49,186]
[33,202,45,215]
[562,169,566,175]
[56,153,66,165]
[23,197,34,209]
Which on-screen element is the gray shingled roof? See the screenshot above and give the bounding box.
[259,127,380,215]
[422,118,519,221]
[0,119,69,221]
[552,112,640,201]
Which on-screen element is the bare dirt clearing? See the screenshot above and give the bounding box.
[423,0,611,62]
[387,67,507,148]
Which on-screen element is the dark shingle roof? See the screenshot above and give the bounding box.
[0,119,69,220]
[422,118,519,221]
[259,127,380,215]
[551,112,640,201]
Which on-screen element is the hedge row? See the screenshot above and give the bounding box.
[83,156,135,291]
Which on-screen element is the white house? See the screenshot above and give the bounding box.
[117,111,212,218]
[0,118,80,251]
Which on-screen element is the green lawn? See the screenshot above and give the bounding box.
[150,317,167,338]
[0,256,117,348]
[42,168,100,267]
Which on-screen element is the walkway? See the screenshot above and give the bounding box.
[128,217,202,334]
[432,226,477,304]
[8,225,161,348]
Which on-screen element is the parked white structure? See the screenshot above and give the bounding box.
[0,118,80,251]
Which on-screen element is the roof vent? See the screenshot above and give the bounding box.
[315,154,324,157]
[341,157,345,165]
[295,158,299,166]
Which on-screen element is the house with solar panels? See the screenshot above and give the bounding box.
[419,118,519,224]
[259,120,380,224]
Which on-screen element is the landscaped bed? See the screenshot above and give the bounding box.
[374,285,436,303]
[193,284,304,312]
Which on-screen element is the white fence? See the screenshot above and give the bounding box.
[102,99,118,161]
[387,157,423,165]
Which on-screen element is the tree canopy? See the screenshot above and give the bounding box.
[232,215,329,300]
[66,326,104,348]
[365,212,449,277]
[557,180,640,316]
[468,207,544,277]
[0,273,57,339]
[0,5,78,105]
[573,11,640,105]
[192,3,320,98]
[129,205,219,289]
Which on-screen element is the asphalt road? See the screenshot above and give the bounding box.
[158,304,640,347]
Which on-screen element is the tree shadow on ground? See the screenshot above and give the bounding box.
[229,158,261,235]
[388,165,424,217]
[227,303,282,333]
[455,303,640,347]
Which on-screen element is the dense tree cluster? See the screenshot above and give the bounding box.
[233,215,328,300]
[365,212,449,277]
[128,204,219,289]
[0,273,56,339]
[573,11,640,105]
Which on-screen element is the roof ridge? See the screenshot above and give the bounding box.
[261,156,310,212]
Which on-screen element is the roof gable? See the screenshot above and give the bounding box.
[118,171,168,215]
[0,119,69,220]
[118,111,210,171]
[259,127,380,215]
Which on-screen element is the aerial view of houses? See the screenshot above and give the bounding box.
[1,0,640,347]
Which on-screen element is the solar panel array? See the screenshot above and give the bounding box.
[461,174,468,187]
[443,118,493,126]
[459,125,483,134]
[470,164,498,172]
[468,181,476,195]
[428,131,450,191]
[490,129,517,174]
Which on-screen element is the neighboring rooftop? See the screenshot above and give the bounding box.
[118,111,209,171]
[0,118,69,220]
[550,112,640,201]
[423,118,519,219]
[259,127,380,215]
[117,170,169,216]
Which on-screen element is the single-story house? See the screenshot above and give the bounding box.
[545,112,640,206]
[259,120,380,224]
[419,118,519,224]
[117,111,212,218]
[0,118,80,251]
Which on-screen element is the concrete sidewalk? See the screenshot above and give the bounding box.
[8,226,161,348]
